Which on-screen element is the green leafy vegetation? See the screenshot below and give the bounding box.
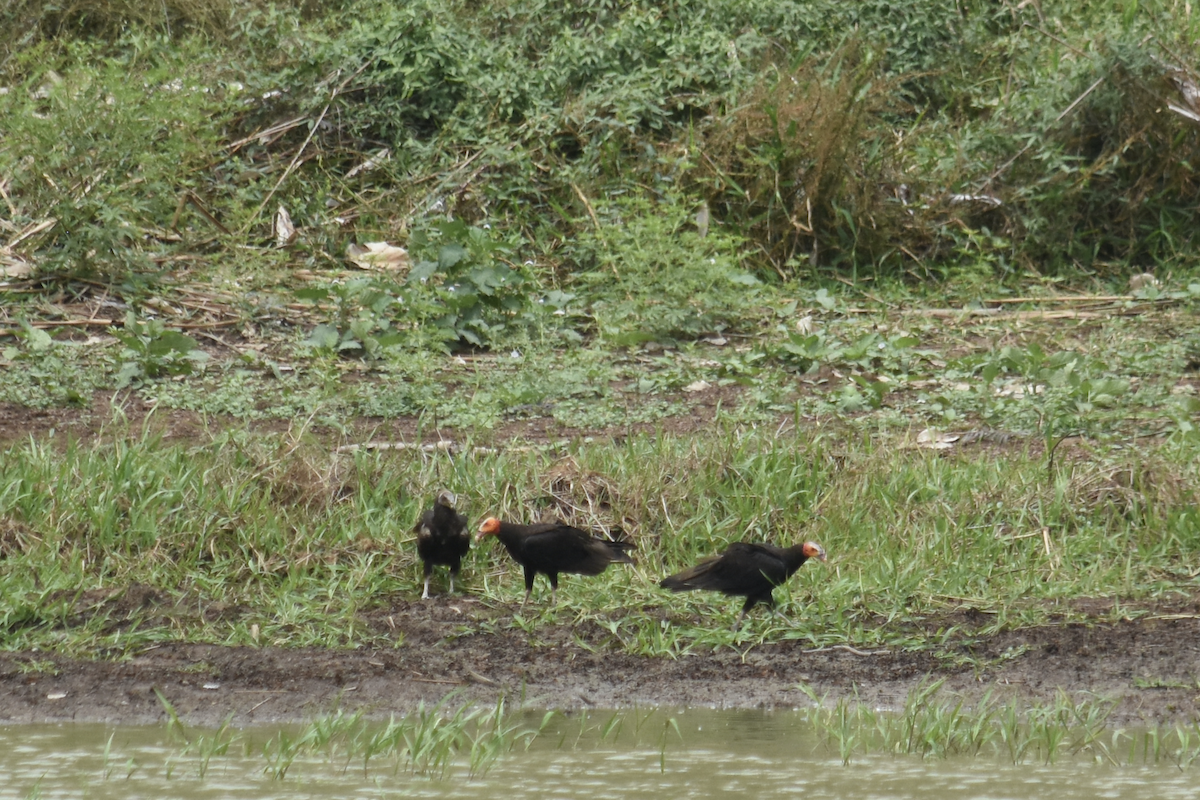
[4,0,1200,295]
[112,312,208,387]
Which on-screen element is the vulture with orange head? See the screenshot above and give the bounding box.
[476,517,636,604]
[414,490,470,599]
[660,540,826,630]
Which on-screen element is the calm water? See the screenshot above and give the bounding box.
[2,710,1198,800]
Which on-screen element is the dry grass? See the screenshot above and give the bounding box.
[1,0,317,60]
[701,41,906,273]
[540,455,626,532]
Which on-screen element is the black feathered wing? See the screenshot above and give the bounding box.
[660,542,789,596]
[515,525,635,576]
[416,502,470,566]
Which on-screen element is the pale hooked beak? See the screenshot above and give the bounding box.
[476,517,500,542]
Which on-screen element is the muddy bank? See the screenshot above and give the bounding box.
[3,600,1197,727]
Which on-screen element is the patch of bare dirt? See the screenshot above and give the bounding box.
[2,600,1198,726]
[0,385,750,450]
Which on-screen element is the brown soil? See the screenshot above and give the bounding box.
[3,597,1198,727]
[0,382,750,449]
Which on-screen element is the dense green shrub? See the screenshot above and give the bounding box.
[3,0,1200,312]
[309,0,975,236]
[401,218,546,348]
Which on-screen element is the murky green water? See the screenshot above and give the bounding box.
[3,711,1198,800]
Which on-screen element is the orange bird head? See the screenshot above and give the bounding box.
[476,517,502,542]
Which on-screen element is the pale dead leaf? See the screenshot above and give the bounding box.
[274,205,296,247]
[1129,272,1160,292]
[0,249,32,279]
[32,70,63,100]
[346,148,391,179]
[683,380,711,393]
[346,241,410,272]
[916,428,960,450]
[995,381,1043,398]
[1168,102,1200,124]
[796,315,814,335]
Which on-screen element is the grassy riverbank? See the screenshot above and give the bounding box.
[2,0,1200,706]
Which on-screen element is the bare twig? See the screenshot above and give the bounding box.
[916,309,1083,320]
[571,182,619,279]
[248,696,277,714]
[173,320,243,330]
[227,115,312,153]
[0,180,17,217]
[173,192,231,236]
[336,440,565,455]
[465,669,498,686]
[984,71,1108,187]
[571,182,602,230]
[16,318,115,329]
[1022,22,1089,58]
[8,218,57,248]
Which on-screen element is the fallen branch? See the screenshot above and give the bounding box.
[336,440,565,455]
[465,669,498,686]
[913,308,1151,321]
[802,645,890,656]
[983,294,1134,305]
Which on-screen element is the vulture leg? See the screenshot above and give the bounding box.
[733,595,761,632]
[523,567,537,605]
[422,561,435,600]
